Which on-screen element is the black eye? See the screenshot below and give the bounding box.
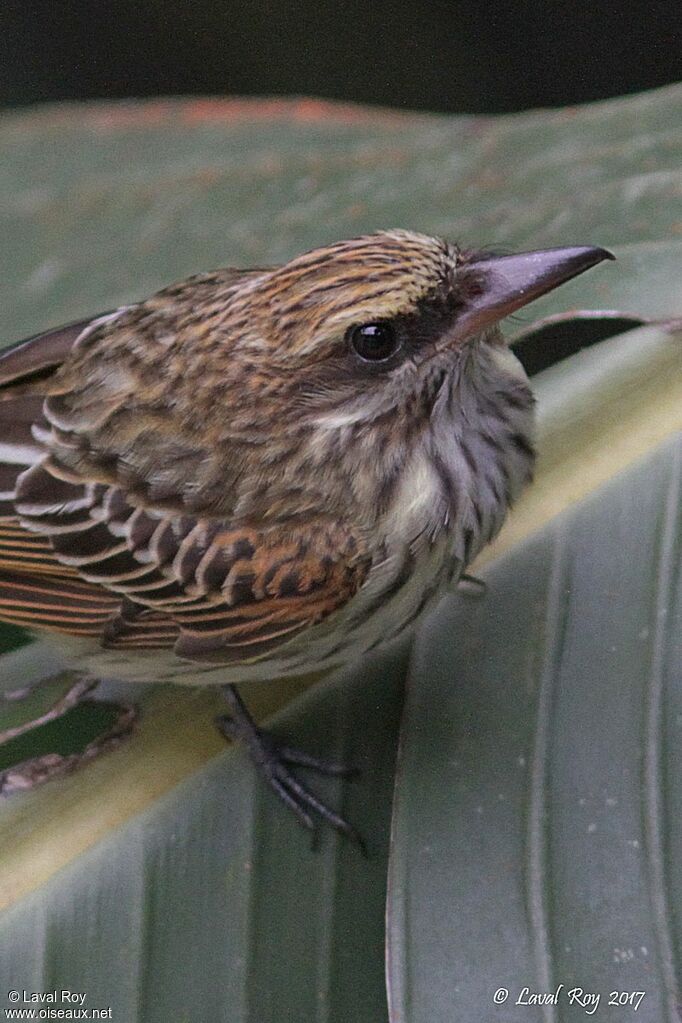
[347,322,400,362]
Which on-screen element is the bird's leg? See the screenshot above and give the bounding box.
[0,677,137,795]
[216,684,364,851]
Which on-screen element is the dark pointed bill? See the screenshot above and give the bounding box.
[448,245,615,343]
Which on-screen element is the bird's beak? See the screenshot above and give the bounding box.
[447,246,615,344]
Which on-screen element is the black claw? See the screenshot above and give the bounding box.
[218,683,364,850]
[280,768,366,852]
[270,776,315,832]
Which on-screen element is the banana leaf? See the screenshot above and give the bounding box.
[0,84,680,1021]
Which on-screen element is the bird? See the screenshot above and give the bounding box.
[0,230,613,842]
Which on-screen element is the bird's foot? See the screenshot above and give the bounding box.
[217,684,365,853]
[0,678,136,795]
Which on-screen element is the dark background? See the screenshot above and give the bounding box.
[1,0,680,113]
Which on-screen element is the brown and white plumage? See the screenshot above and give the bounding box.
[0,230,611,686]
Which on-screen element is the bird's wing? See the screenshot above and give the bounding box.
[0,312,126,514]
[0,315,132,636]
[13,462,369,661]
[0,316,111,388]
[0,312,371,663]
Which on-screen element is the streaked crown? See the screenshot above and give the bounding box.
[260,230,458,357]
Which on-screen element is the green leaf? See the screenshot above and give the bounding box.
[0,85,680,1021]
[1,86,680,343]
[1,647,406,1022]
[387,432,682,1022]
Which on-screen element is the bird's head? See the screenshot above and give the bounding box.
[190,228,611,534]
[233,229,613,431]
[44,229,612,533]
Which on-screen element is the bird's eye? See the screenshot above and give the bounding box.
[347,322,400,362]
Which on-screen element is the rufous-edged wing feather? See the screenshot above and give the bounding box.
[14,460,370,660]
